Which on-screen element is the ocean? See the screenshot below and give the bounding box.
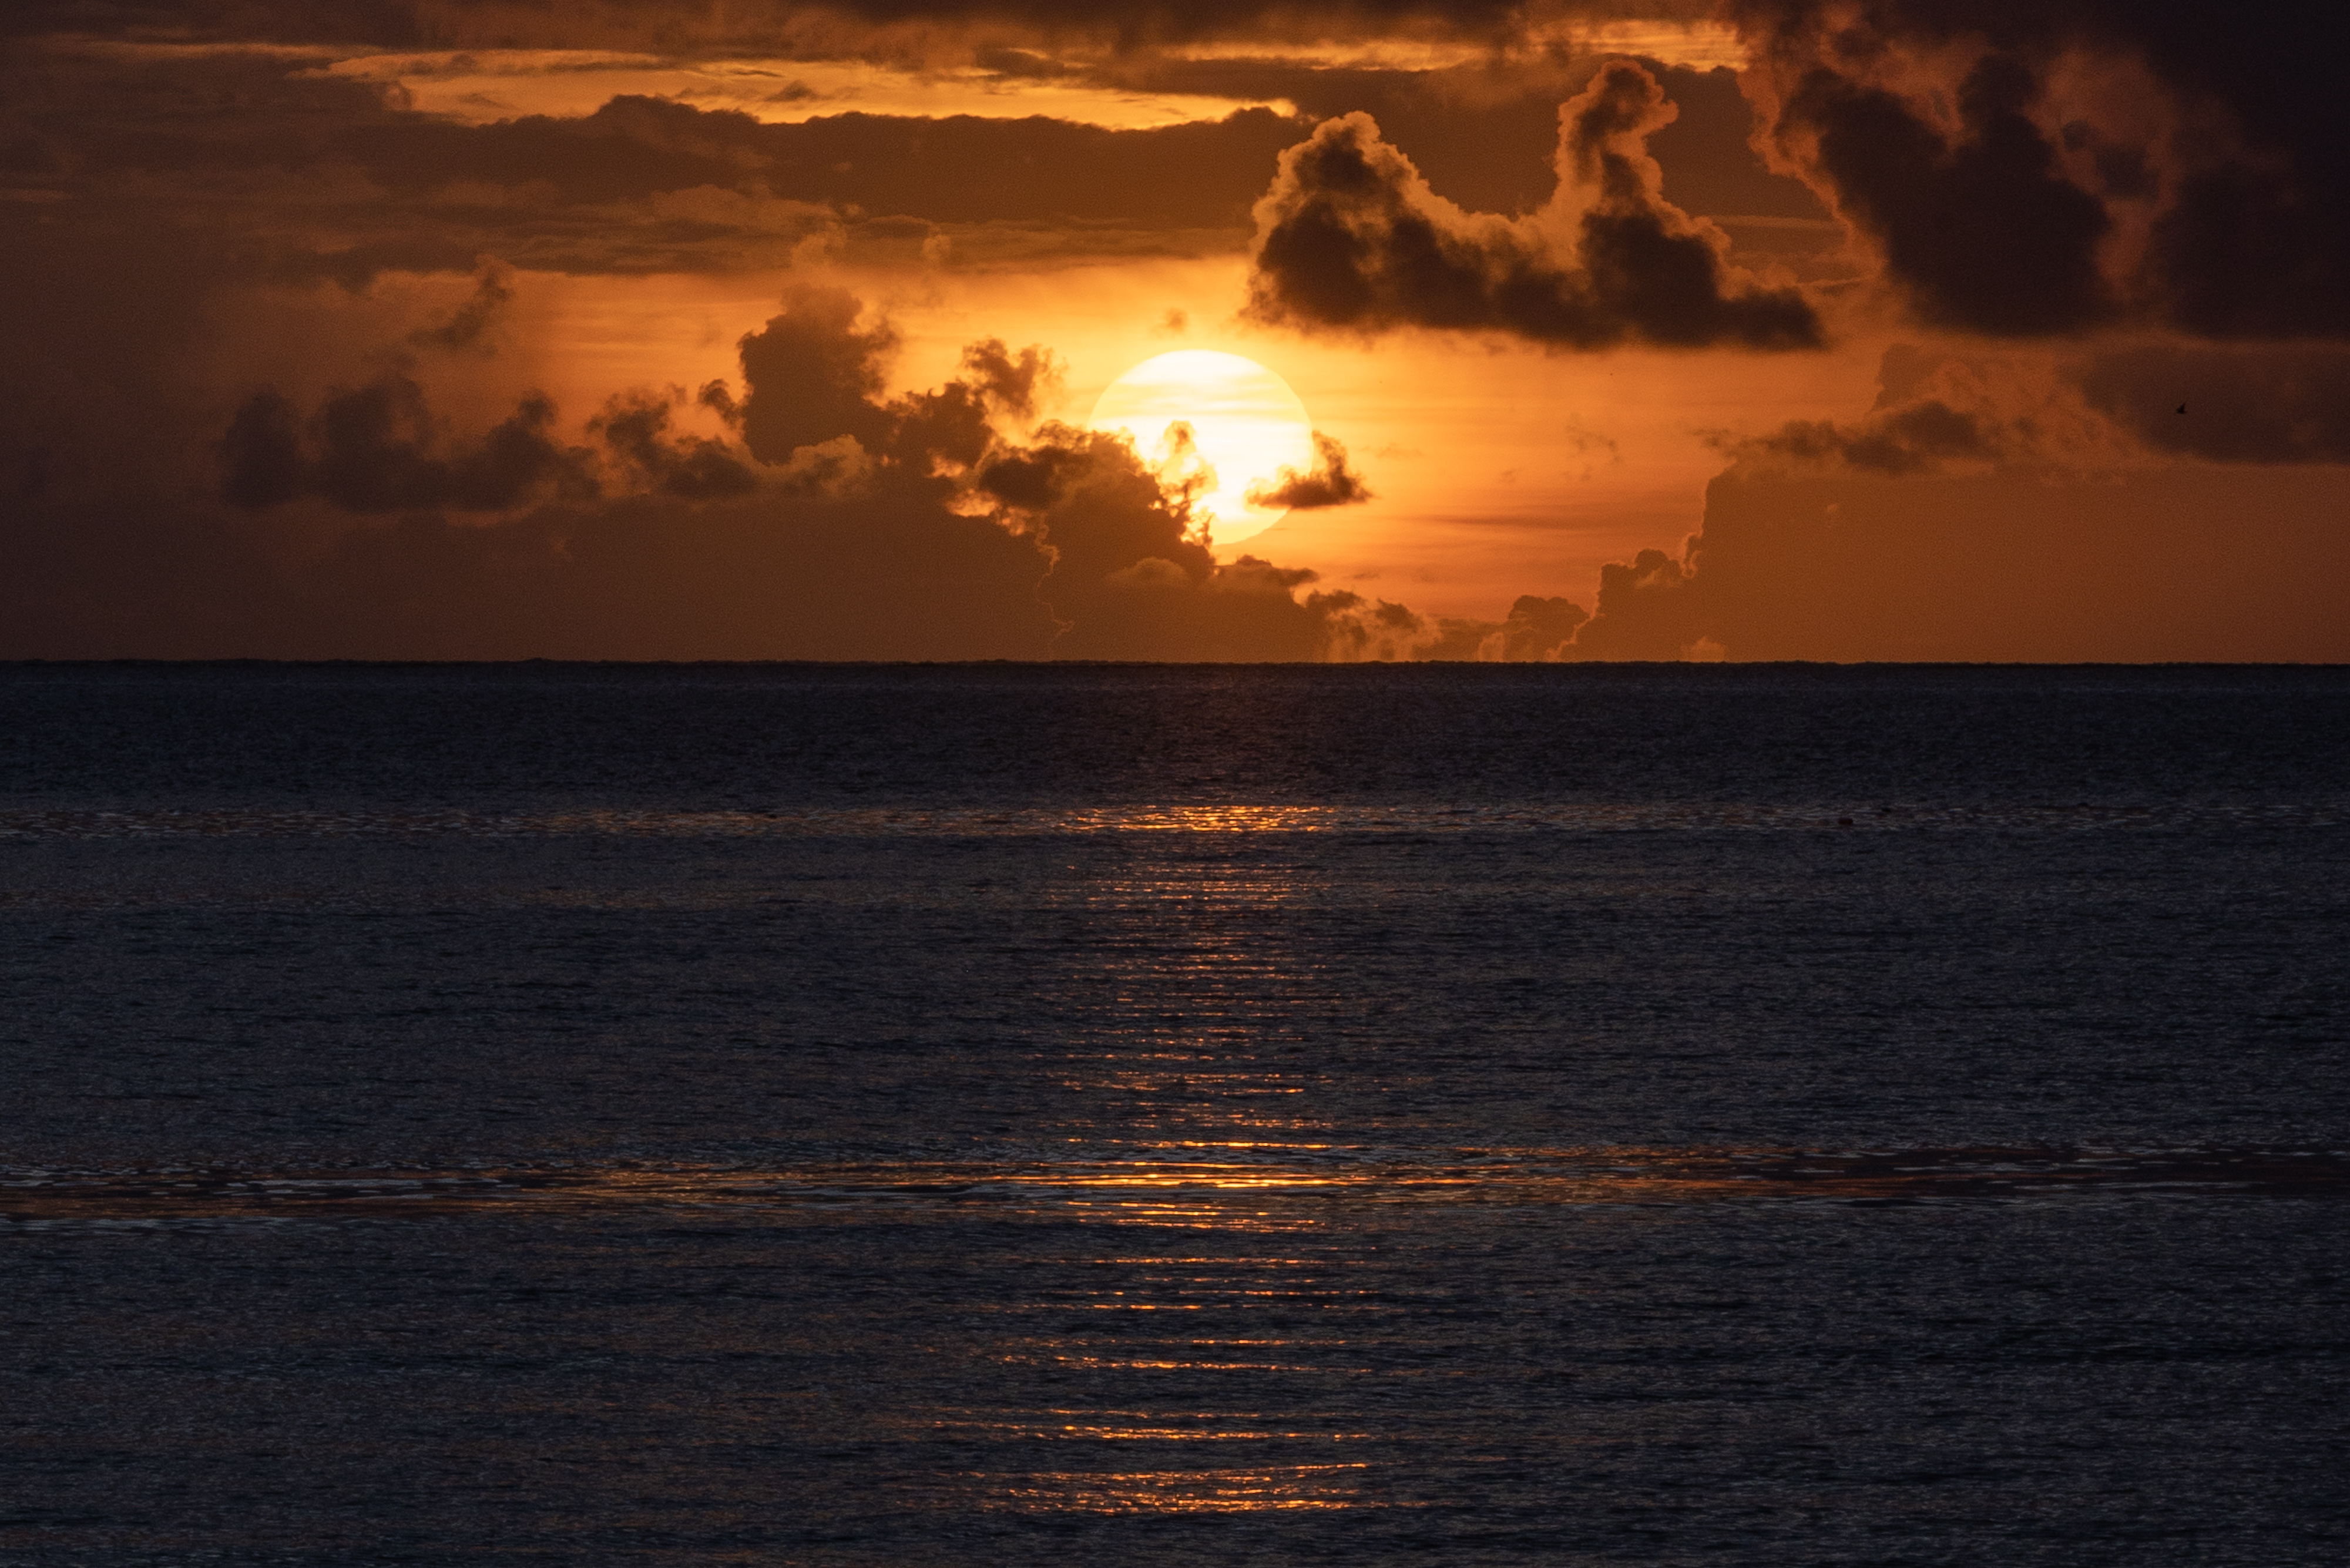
[4,663,2347,1564]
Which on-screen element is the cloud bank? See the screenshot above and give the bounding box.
[4,284,1445,661]
[1565,342,2350,662]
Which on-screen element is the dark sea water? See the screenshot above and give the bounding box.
[4,663,2348,1566]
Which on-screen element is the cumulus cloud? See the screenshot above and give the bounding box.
[965,421,1345,659]
[1244,61,1823,351]
[1498,594,1590,660]
[589,392,763,499]
[734,284,902,461]
[1246,431,1372,509]
[220,377,598,513]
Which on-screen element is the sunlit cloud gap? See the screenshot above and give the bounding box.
[1162,21,1745,72]
[316,51,1291,127]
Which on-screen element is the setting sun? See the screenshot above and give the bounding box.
[1090,350,1316,547]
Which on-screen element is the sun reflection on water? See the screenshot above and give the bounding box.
[15,1153,2338,1519]
[983,1462,1373,1514]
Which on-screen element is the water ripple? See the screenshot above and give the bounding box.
[2,801,2342,839]
[6,1147,2343,1227]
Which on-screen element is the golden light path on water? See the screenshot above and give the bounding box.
[1090,350,1317,547]
[11,1151,2339,1515]
[11,825,2339,1526]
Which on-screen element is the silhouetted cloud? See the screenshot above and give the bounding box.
[965,421,1345,658]
[0,0,1536,52]
[1729,0,2350,340]
[736,284,901,461]
[13,0,2345,339]
[220,377,598,512]
[1742,401,1992,476]
[0,36,1317,279]
[406,264,514,353]
[590,392,762,499]
[1246,431,1372,509]
[955,339,1060,422]
[1244,61,1823,351]
[1097,55,1829,225]
[1569,547,1701,661]
[1499,594,1589,660]
[1768,56,2110,335]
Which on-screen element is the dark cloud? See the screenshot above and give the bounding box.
[1246,431,1372,509]
[1558,338,2350,662]
[0,39,1314,281]
[1636,66,1829,224]
[220,377,598,512]
[1770,55,2110,335]
[1569,546,1700,661]
[1090,55,1827,224]
[1730,0,2350,340]
[0,0,1540,52]
[589,392,761,499]
[1499,593,1589,660]
[17,1,2344,340]
[954,338,1059,423]
[1302,593,1565,662]
[1244,61,1823,351]
[735,284,901,461]
[1741,399,1992,476]
[961,421,1332,658]
[1721,345,2126,478]
[1310,592,1449,661]
[2072,345,2350,464]
[406,263,513,352]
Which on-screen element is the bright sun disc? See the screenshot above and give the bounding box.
[1090,350,1314,546]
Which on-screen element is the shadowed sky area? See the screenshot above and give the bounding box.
[3,0,2345,658]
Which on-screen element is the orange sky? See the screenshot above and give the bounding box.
[4,2,2346,659]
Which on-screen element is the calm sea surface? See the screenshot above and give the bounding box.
[4,663,2348,1565]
